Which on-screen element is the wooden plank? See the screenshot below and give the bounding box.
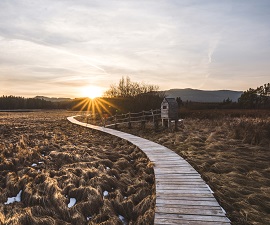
[156,200,221,207]
[155,221,230,225]
[156,189,211,194]
[155,175,202,179]
[155,168,198,171]
[156,193,215,198]
[155,213,230,222]
[156,184,209,189]
[155,206,225,216]
[156,184,208,189]
[156,180,206,184]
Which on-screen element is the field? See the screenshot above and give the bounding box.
[0,111,155,225]
[115,110,270,225]
[1,110,269,225]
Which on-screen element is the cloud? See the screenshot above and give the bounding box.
[0,0,270,97]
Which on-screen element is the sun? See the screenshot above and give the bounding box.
[80,86,103,99]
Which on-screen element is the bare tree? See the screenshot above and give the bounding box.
[104,76,159,98]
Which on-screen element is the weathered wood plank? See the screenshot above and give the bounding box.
[156,189,211,194]
[155,221,230,225]
[156,193,215,198]
[67,116,231,225]
[156,181,206,184]
[156,184,209,189]
[155,213,230,222]
[156,199,221,207]
[156,206,225,216]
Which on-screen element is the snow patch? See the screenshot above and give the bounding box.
[86,216,92,221]
[118,215,127,224]
[106,166,110,170]
[68,198,76,208]
[31,163,37,167]
[5,190,22,205]
[103,191,109,197]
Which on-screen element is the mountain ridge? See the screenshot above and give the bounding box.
[165,88,243,102]
[34,96,72,102]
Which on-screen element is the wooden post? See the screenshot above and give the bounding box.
[153,110,159,131]
[174,119,178,131]
[128,112,131,129]
[103,117,106,127]
[154,119,159,131]
[114,115,118,129]
[141,111,145,129]
[151,109,154,122]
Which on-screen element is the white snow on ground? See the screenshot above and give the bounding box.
[103,191,109,197]
[31,163,37,166]
[87,216,92,221]
[68,198,76,208]
[106,166,110,170]
[118,215,127,224]
[4,190,22,205]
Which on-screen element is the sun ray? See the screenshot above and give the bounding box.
[98,98,121,113]
[72,96,123,124]
[93,99,103,116]
[96,100,112,116]
[72,98,89,111]
[87,99,92,113]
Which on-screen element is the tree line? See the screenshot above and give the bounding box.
[0,78,269,111]
[238,83,270,109]
[0,96,56,110]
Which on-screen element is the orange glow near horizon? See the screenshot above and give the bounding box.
[80,85,104,99]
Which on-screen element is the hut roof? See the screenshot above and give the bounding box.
[163,98,178,106]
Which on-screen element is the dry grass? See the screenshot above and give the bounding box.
[0,111,155,225]
[116,116,270,225]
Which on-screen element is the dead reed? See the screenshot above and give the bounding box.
[116,114,270,225]
[0,111,155,225]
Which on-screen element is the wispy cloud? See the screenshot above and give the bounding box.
[0,0,270,97]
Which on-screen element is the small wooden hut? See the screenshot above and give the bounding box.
[161,97,178,127]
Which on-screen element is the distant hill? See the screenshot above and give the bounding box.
[34,96,72,102]
[165,88,243,102]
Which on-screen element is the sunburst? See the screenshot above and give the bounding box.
[72,97,120,123]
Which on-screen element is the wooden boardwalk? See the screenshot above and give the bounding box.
[67,116,231,225]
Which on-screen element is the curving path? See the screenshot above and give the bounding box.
[67,116,231,224]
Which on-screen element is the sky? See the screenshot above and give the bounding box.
[0,0,270,98]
